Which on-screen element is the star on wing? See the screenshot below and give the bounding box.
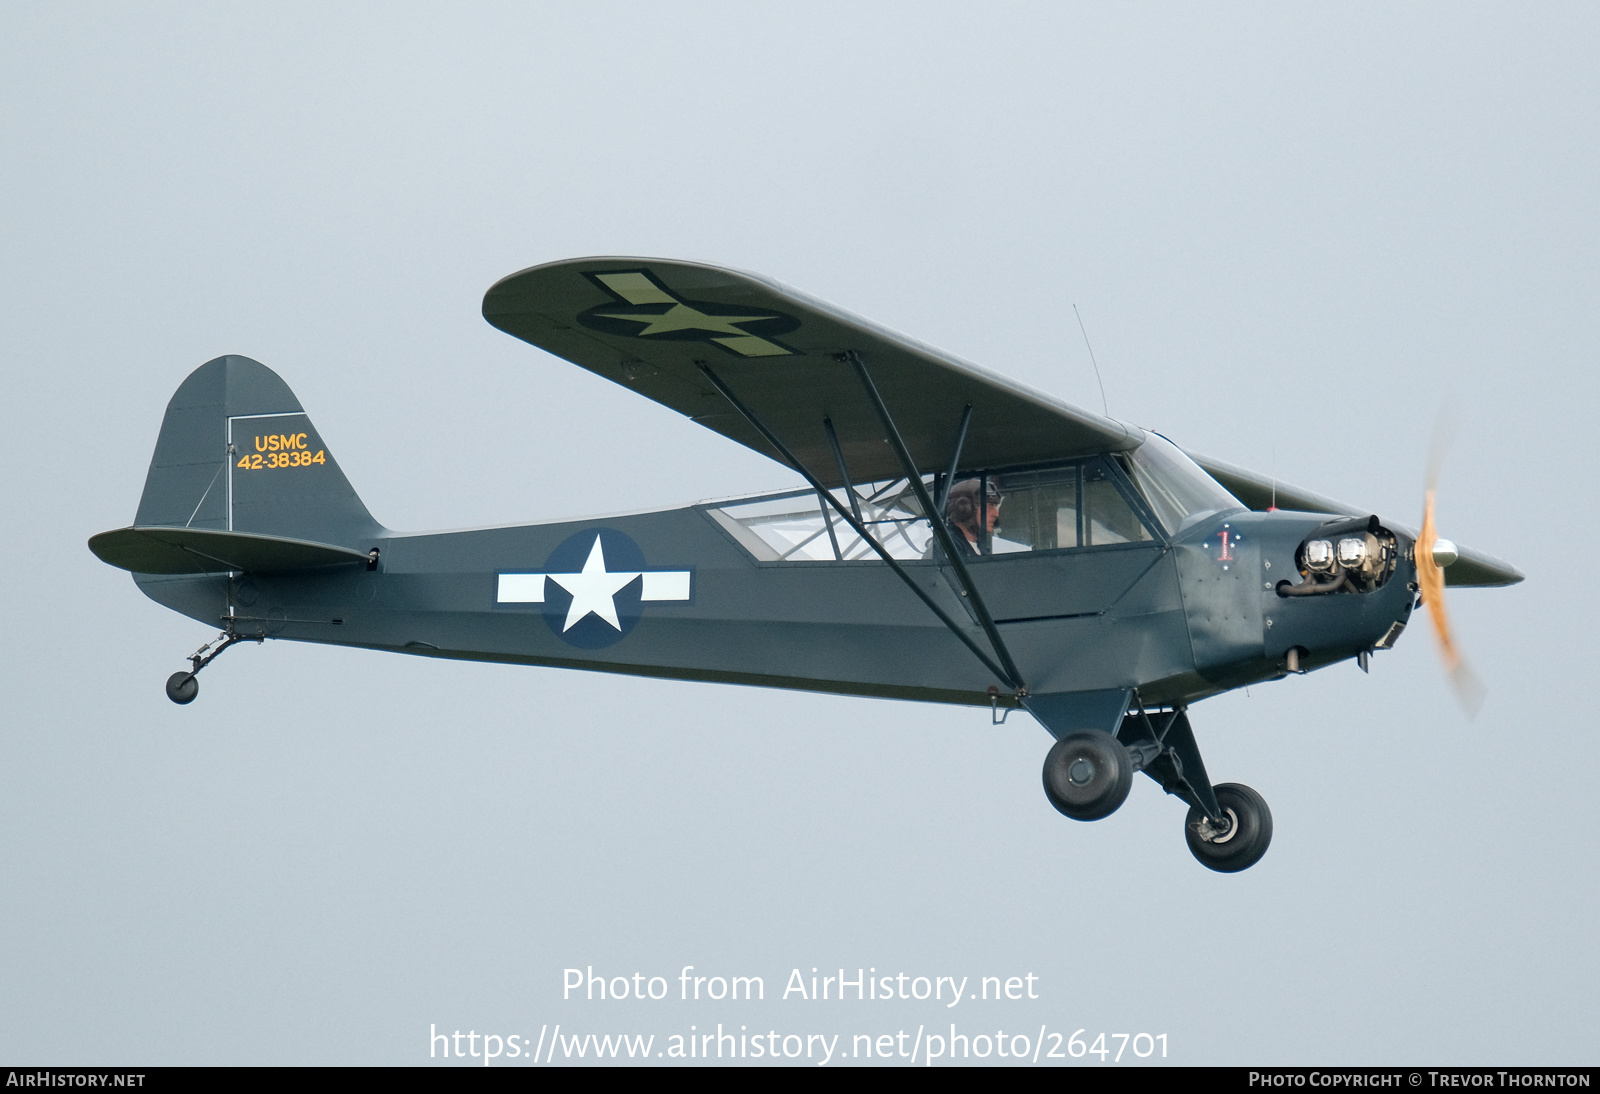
[597,302,777,338]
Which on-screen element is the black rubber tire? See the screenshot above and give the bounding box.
[165,671,199,705]
[1185,783,1272,873]
[1042,731,1134,821]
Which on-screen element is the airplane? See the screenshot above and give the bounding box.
[88,258,1522,872]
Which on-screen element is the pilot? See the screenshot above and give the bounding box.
[940,477,1001,556]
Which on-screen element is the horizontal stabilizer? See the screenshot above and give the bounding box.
[89,527,371,575]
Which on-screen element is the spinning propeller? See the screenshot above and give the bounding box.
[1415,441,1485,718]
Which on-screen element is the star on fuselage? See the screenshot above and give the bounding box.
[547,536,638,631]
[495,534,693,633]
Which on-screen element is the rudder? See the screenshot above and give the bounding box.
[135,355,382,547]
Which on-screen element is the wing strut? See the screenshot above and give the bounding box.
[822,417,867,528]
[937,403,974,513]
[696,361,1021,692]
[815,487,843,559]
[845,351,1028,695]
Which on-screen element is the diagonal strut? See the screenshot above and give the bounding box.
[843,350,1027,695]
[696,361,1020,691]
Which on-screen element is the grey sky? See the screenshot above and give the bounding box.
[2,2,1594,1065]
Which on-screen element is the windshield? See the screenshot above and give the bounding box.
[1121,432,1244,535]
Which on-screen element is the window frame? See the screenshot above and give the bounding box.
[703,453,1173,566]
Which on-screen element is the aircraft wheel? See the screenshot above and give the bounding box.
[1185,783,1272,873]
[165,672,198,705]
[1042,731,1133,821]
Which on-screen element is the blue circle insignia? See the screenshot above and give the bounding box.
[538,528,648,649]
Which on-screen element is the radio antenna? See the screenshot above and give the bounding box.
[1073,304,1109,417]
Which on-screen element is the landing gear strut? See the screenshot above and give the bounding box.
[164,627,262,705]
[1038,703,1274,872]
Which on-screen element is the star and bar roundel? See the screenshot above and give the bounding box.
[577,269,800,358]
[496,528,693,649]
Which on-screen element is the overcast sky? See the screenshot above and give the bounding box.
[2,2,1595,1066]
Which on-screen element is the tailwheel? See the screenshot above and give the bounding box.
[1043,731,1134,821]
[162,627,262,705]
[1185,783,1272,872]
[165,672,199,705]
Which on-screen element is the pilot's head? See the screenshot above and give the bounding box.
[947,478,1001,540]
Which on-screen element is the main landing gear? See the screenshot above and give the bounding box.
[1042,732,1135,821]
[1039,707,1273,872]
[164,626,262,705]
[1184,783,1273,873]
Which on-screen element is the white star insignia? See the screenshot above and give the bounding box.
[495,535,693,631]
[547,537,639,632]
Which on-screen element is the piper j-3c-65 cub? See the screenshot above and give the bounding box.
[90,258,1522,872]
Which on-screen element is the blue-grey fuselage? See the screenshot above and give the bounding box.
[132,499,1416,717]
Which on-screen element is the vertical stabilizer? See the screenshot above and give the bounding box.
[134,355,382,547]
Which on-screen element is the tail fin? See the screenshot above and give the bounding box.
[134,355,381,547]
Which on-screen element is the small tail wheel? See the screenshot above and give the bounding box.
[1042,731,1134,821]
[165,672,199,705]
[1185,783,1273,872]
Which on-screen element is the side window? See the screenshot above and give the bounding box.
[993,466,1080,550]
[710,480,933,561]
[1083,460,1155,545]
[993,459,1154,549]
[708,459,1159,564]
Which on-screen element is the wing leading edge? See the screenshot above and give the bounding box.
[482,257,1139,486]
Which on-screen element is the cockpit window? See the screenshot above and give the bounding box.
[1120,432,1244,536]
[708,479,932,562]
[988,466,1078,551]
[709,455,1169,563]
[1083,460,1155,544]
[993,458,1157,548]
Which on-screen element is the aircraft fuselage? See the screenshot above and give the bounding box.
[133,502,1416,717]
